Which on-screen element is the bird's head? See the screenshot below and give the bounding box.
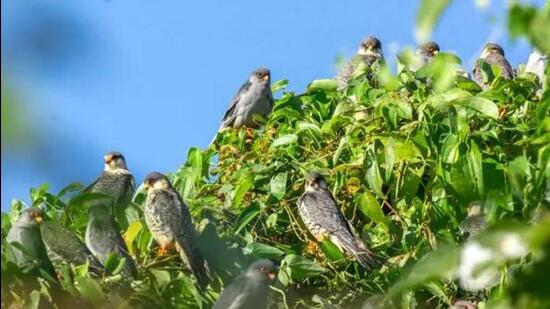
[246,259,278,282]
[419,41,440,58]
[305,172,328,192]
[358,36,382,56]
[250,67,271,84]
[143,172,170,192]
[481,43,505,59]
[17,208,44,226]
[467,201,483,217]
[103,151,128,173]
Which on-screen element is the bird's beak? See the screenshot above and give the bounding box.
[262,74,269,82]
[142,182,151,192]
[34,215,43,224]
[432,49,439,55]
[104,155,113,164]
[268,272,277,281]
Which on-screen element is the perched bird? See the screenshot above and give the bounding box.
[6,208,54,274]
[336,36,384,90]
[85,151,135,210]
[525,48,548,94]
[409,41,440,72]
[215,67,273,133]
[143,172,210,288]
[40,220,104,275]
[85,204,137,279]
[84,152,136,279]
[458,201,486,240]
[213,259,277,309]
[297,172,374,269]
[472,43,514,89]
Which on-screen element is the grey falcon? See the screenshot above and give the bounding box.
[472,43,514,89]
[216,67,273,134]
[213,259,277,309]
[142,172,210,288]
[84,151,137,279]
[336,36,384,90]
[297,172,374,269]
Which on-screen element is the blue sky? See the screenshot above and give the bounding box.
[1,0,544,209]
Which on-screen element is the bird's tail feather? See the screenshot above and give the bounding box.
[350,236,376,270]
[175,241,211,289]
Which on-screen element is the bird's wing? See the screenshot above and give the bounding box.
[487,54,514,79]
[220,80,252,129]
[213,276,253,309]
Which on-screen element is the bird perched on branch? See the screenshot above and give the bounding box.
[525,48,548,94]
[297,172,374,269]
[142,172,210,288]
[213,259,277,309]
[213,67,273,142]
[472,43,514,89]
[336,36,384,90]
[413,41,440,71]
[84,152,136,279]
[6,208,55,275]
[458,201,486,240]
[40,219,104,275]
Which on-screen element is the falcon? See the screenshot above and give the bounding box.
[213,259,277,309]
[415,41,440,70]
[472,43,514,89]
[85,151,135,209]
[458,201,486,240]
[6,208,54,274]
[215,67,273,134]
[142,172,210,288]
[297,172,374,269]
[40,219,104,275]
[336,36,384,90]
[84,152,137,278]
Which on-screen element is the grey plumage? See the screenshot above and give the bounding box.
[143,172,210,288]
[213,259,276,309]
[473,43,514,89]
[40,220,104,275]
[217,67,273,132]
[84,152,136,278]
[6,208,54,274]
[337,36,384,90]
[458,201,486,240]
[297,173,374,269]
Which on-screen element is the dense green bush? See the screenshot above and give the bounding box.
[2,2,549,308]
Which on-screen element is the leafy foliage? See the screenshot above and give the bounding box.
[2,3,550,309]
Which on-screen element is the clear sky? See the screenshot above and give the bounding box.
[1,0,545,209]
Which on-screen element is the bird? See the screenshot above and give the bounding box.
[84,151,135,210]
[336,36,384,90]
[84,152,137,279]
[214,67,273,135]
[213,259,277,309]
[40,219,104,275]
[297,172,374,269]
[6,208,55,275]
[472,43,514,89]
[525,48,548,94]
[85,204,137,279]
[410,41,440,71]
[458,201,486,240]
[142,172,210,288]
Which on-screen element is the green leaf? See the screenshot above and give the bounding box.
[232,174,254,208]
[271,79,288,93]
[468,140,485,196]
[24,290,41,309]
[357,192,389,226]
[270,172,288,201]
[456,97,499,120]
[441,134,460,164]
[10,199,25,224]
[319,238,346,262]
[271,134,298,148]
[75,276,105,307]
[234,201,261,234]
[509,155,531,178]
[151,269,171,291]
[279,254,326,285]
[415,0,452,42]
[244,242,285,259]
[307,79,338,92]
